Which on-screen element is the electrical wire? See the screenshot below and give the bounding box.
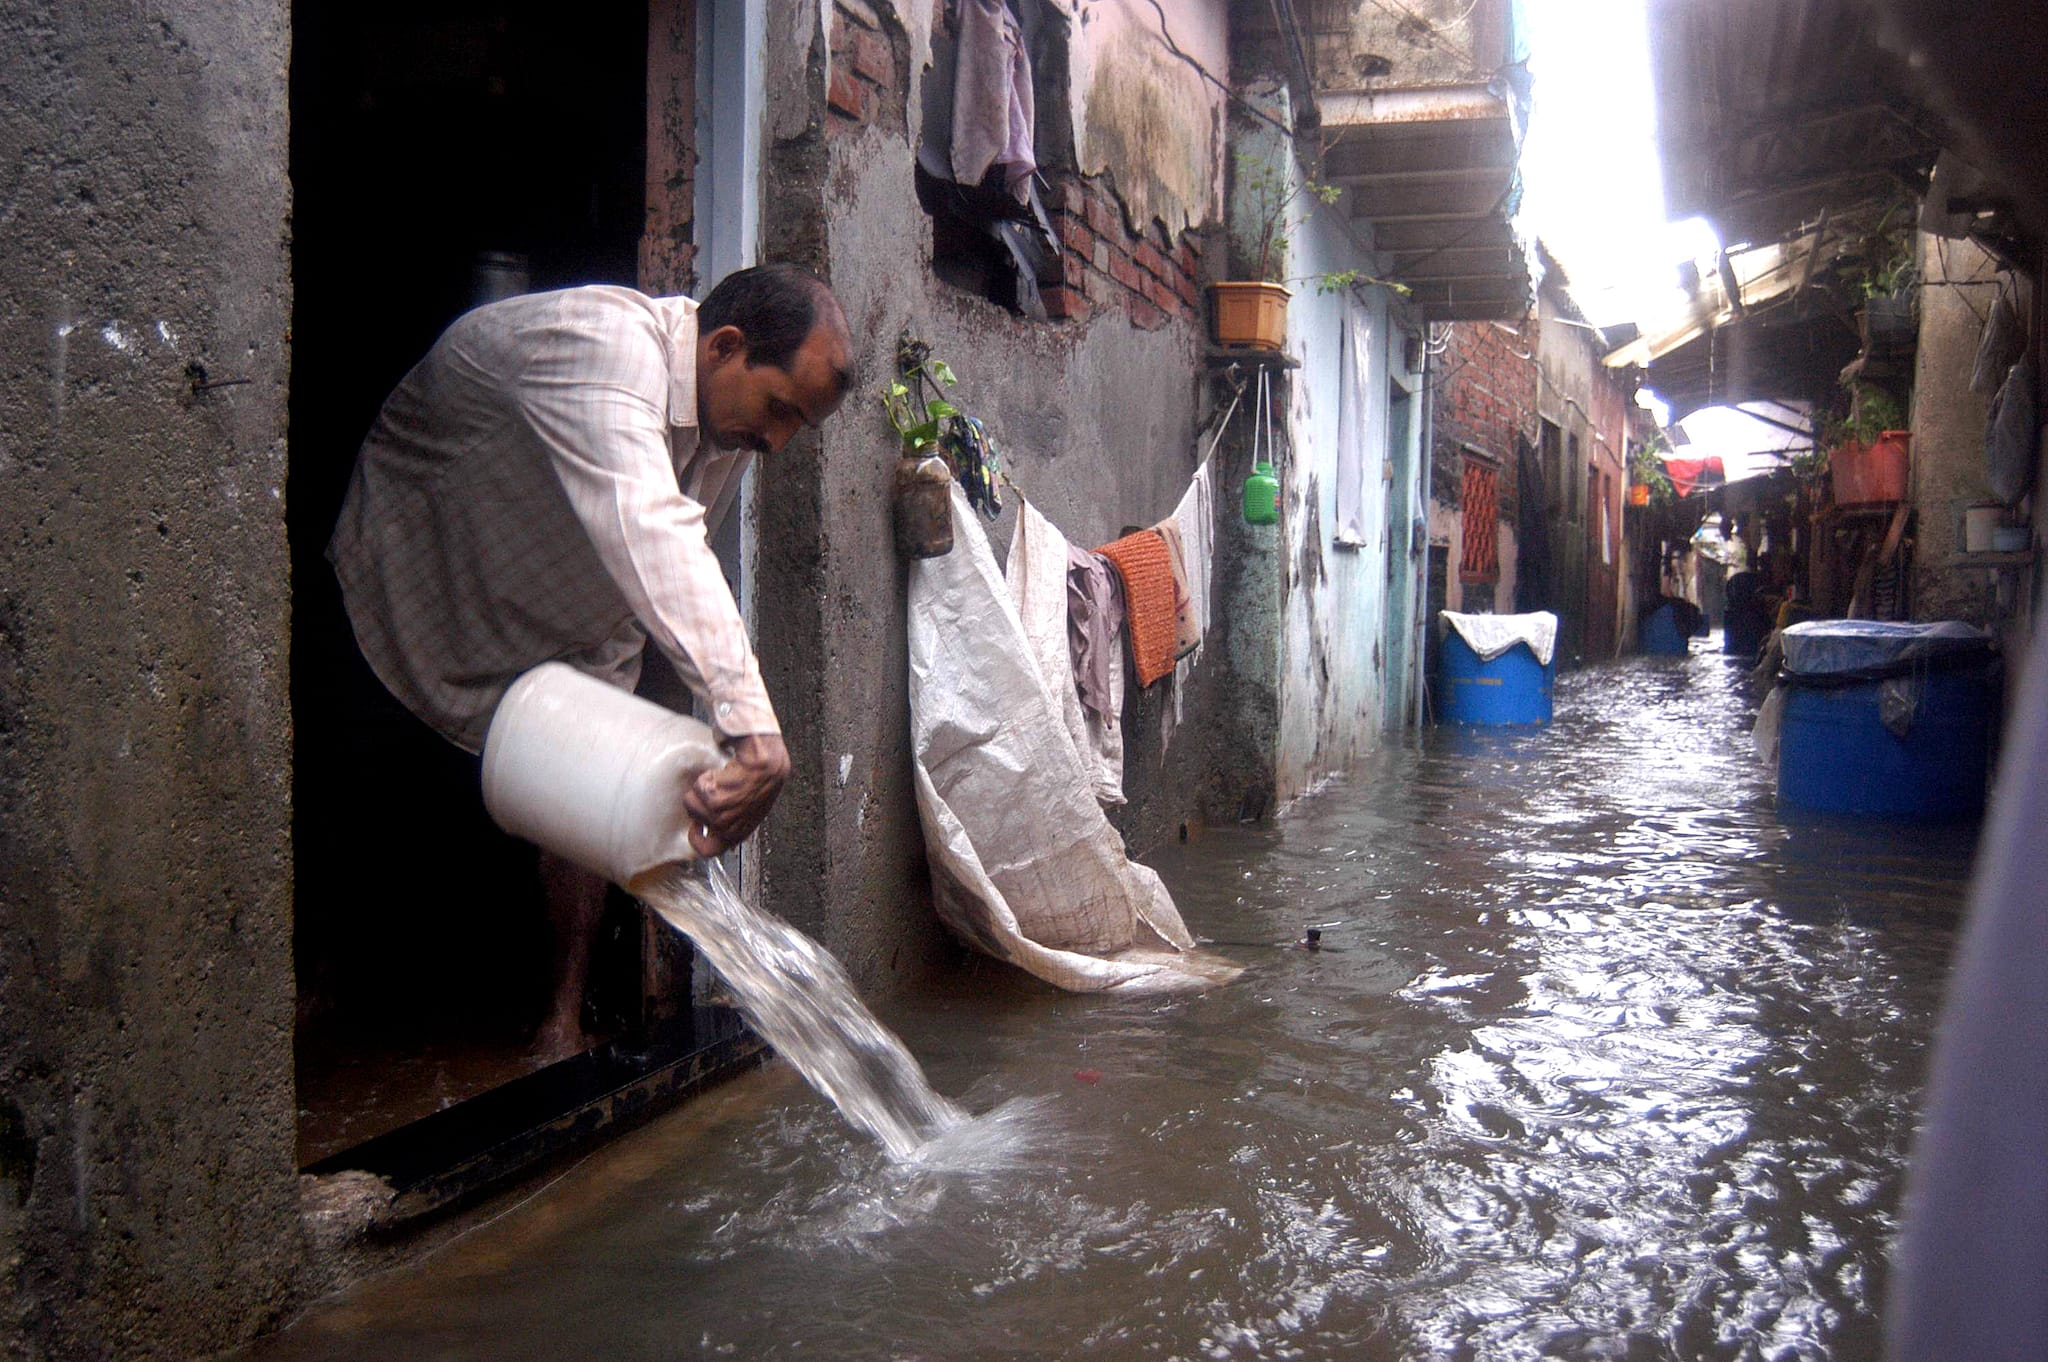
[1086,0,1292,138]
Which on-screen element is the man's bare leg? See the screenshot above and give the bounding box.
[532,850,605,1062]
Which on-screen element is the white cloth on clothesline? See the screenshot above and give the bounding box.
[1165,459,1216,740]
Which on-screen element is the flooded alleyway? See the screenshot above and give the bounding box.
[256,648,1975,1362]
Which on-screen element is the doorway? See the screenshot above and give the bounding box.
[288,1,697,1176]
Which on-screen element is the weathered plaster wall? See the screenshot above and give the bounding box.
[0,4,299,1358]
[1909,234,2009,626]
[1238,0,1513,92]
[756,0,1234,988]
[1266,159,1417,801]
[1536,287,1597,664]
[1066,0,1225,239]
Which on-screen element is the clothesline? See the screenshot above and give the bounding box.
[988,382,1243,531]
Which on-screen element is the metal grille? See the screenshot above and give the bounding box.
[1460,458,1500,582]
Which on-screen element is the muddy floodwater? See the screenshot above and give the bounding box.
[257,648,1977,1361]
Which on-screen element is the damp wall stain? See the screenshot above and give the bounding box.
[1074,4,1223,238]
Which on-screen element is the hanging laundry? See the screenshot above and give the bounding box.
[1093,529,1180,687]
[1065,544,1123,722]
[1171,460,1215,657]
[951,0,1036,203]
[910,486,1232,994]
[1162,459,1215,746]
[1153,518,1201,661]
[1007,501,1124,807]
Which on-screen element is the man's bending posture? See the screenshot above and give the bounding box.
[329,264,853,1058]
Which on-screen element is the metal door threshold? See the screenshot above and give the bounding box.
[302,1006,766,1227]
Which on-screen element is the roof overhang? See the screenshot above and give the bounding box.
[1649,0,1944,249]
[1320,83,1530,322]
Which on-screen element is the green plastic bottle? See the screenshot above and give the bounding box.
[1242,460,1279,525]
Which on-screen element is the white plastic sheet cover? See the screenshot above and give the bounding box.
[1440,610,1558,667]
[1779,619,1993,678]
[910,488,1235,994]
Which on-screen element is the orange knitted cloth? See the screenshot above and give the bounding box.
[1093,529,1179,686]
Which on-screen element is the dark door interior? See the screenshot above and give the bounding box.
[289,0,653,1167]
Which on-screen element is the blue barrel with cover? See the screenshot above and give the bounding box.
[1773,620,1998,820]
[1438,611,1557,725]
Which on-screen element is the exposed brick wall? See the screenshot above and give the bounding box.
[1044,176,1204,327]
[827,0,900,131]
[828,0,1210,331]
[1432,316,1538,532]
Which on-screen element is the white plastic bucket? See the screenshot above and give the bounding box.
[1964,503,2004,553]
[481,662,725,887]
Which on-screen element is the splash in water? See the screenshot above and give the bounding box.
[633,860,967,1161]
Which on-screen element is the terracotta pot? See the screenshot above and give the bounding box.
[1209,281,1291,350]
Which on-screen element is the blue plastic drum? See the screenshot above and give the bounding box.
[1640,603,1690,655]
[1777,671,1995,820]
[1440,632,1553,725]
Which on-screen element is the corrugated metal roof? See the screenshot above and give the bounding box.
[1649,0,1943,248]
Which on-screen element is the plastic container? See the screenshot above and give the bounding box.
[1963,502,2005,553]
[1440,631,1552,725]
[1209,282,1291,350]
[1830,432,1910,506]
[482,662,726,887]
[1640,602,1690,655]
[1777,670,1995,820]
[1242,460,1279,525]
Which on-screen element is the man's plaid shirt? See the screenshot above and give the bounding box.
[328,286,776,753]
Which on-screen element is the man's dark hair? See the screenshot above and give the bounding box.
[699,263,844,376]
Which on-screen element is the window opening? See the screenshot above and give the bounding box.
[914,0,1063,316]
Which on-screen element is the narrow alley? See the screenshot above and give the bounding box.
[246,647,1970,1360]
[8,2,2048,1359]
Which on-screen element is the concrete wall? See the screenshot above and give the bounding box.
[0,4,300,1358]
[1910,233,2009,624]
[1535,286,1595,663]
[1275,211,1391,799]
[1305,0,1516,90]
[755,0,1239,983]
[1225,100,1422,802]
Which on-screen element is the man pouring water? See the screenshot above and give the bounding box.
[328,264,854,1058]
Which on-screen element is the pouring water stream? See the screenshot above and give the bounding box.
[632,860,967,1161]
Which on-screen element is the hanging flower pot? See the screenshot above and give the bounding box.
[1209,281,1291,350]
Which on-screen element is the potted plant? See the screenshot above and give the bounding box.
[1212,153,1322,350]
[883,338,961,559]
[1824,385,1910,506]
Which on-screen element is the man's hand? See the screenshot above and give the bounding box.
[683,733,790,858]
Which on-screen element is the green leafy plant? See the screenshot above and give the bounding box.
[883,336,959,455]
[1629,430,1677,506]
[1836,196,1918,302]
[1821,384,1907,447]
[1234,152,1412,297]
